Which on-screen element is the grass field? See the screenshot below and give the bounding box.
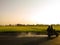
[0,25,60,32]
[0,26,48,32]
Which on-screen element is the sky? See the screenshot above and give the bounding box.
[0,0,60,25]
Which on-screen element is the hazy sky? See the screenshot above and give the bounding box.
[0,0,60,25]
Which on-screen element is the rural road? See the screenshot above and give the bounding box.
[0,35,60,45]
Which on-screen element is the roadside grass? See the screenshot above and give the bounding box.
[0,26,47,32]
[0,25,60,34]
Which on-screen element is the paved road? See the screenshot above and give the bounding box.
[0,35,60,45]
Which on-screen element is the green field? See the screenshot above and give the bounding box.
[0,26,47,32]
[0,25,60,32]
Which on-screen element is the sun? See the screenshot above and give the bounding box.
[30,15,58,24]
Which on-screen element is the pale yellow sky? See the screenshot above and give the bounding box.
[0,0,60,25]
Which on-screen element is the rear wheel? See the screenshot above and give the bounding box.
[56,33,59,37]
[48,34,51,39]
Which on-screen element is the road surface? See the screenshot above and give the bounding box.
[0,35,60,45]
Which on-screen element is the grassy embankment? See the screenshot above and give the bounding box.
[0,25,60,34]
